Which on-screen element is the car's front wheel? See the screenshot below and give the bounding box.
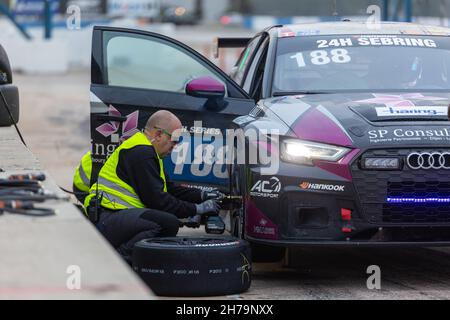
[230,207,244,238]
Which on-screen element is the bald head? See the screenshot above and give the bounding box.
[144,110,182,158]
[145,110,181,132]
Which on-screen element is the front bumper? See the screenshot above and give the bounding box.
[246,235,450,247]
[244,148,450,244]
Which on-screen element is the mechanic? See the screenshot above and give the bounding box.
[84,110,222,262]
[72,151,92,204]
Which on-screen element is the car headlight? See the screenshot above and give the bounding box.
[280,139,351,165]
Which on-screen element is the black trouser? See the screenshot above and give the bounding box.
[96,208,180,260]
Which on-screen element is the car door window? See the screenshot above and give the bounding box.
[231,35,262,85]
[243,37,269,98]
[104,31,226,94]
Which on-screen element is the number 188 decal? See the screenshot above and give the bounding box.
[172,142,230,179]
[167,123,281,180]
[290,49,351,67]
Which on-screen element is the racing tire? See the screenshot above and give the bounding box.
[0,45,12,84]
[250,242,286,263]
[132,236,252,297]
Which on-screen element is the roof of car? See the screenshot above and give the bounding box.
[271,21,450,38]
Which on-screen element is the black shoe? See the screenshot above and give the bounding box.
[117,245,132,266]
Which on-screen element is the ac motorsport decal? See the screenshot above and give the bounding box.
[300,181,345,192]
[250,177,282,198]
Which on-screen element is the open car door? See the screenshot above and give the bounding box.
[90,26,255,191]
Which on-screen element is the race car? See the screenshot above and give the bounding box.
[89,21,450,261]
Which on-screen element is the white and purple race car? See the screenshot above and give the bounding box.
[89,21,450,261]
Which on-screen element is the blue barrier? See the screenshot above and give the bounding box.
[44,0,52,39]
[18,19,111,29]
[0,3,32,40]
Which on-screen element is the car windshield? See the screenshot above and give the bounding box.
[273,35,450,93]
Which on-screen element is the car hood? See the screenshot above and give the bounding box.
[262,92,450,148]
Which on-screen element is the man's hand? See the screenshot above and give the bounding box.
[201,189,225,201]
[195,199,221,215]
[184,215,201,228]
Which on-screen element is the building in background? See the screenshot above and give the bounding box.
[107,0,160,19]
[220,0,450,29]
[223,0,450,17]
[60,0,107,16]
[2,0,450,30]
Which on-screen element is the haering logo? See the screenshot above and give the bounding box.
[356,93,447,108]
[96,105,140,142]
[376,106,447,117]
[300,182,345,192]
[250,177,282,198]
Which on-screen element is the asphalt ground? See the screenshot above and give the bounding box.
[176,227,450,300]
[247,246,450,300]
[15,71,450,300]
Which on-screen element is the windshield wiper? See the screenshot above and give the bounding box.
[272,91,333,96]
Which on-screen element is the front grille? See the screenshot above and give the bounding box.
[383,203,450,223]
[351,149,450,225]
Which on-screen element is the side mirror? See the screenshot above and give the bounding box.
[0,44,19,126]
[186,76,227,110]
[186,76,225,99]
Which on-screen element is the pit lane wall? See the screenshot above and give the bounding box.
[0,126,154,299]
